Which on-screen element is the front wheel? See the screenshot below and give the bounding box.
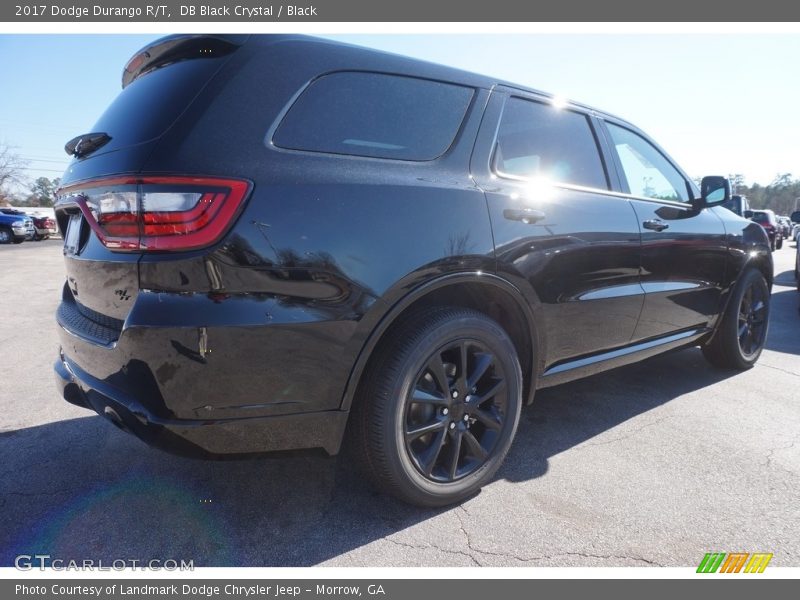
[351,307,523,507]
[702,268,770,370]
[795,249,799,292]
[0,227,11,244]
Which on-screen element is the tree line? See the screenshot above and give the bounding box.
[728,173,800,216]
[0,142,60,207]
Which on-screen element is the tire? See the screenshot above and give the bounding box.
[776,236,783,250]
[702,268,770,370]
[795,250,799,292]
[351,307,523,507]
[0,227,11,244]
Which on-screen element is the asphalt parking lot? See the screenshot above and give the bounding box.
[1,239,798,567]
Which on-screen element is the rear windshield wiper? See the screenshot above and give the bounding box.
[64,132,112,158]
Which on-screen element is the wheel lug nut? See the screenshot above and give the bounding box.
[451,390,459,399]
[463,414,469,421]
[442,408,449,416]
[449,422,456,430]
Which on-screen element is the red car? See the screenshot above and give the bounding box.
[749,209,783,251]
[31,214,57,241]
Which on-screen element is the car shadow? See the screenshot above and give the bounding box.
[0,348,739,567]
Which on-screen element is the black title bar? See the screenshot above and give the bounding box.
[4,0,800,22]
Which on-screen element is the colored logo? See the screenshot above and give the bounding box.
[697,552,773,573]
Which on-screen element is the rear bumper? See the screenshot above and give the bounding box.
[54,352,349,458]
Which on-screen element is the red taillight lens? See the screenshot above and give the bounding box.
[56,176,250,252]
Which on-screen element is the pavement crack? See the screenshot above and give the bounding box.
[759,363,800,378]
[555,551,664,566]
[763,440,798,469]
[453,507,664,566]
[383,535,482,566]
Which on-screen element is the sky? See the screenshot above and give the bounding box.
[1,33,798,195]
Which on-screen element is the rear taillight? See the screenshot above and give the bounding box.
[55,176,250,252]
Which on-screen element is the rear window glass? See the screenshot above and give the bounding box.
[90,58,223,151]
[273,72,474,161]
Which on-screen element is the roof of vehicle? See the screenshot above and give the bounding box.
[130,34,635,128]
[270,35,634,122]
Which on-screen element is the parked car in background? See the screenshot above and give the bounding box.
[53,34,775,506]
[0,208,34,244]
[777,216,792,239]
[793,211,800,291]
[31,214,58,240]
[791,223,800,244]
[750,209,783,250]
[721,194,750,217]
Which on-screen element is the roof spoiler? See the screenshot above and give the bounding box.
[122,34,248,88]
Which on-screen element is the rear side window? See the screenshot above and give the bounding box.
[493,97,608,190]
[273,72,474,161]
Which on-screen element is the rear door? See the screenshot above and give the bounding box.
[471,89,643,368]
[599,119,728,341]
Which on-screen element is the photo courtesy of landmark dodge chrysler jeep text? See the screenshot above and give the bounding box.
[54,34,773,506]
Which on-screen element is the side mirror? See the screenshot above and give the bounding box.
[697,176,730,208]
[744,210,754,219]
[791,210,800,223]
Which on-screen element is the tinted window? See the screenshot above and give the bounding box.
[91,58,225,153]
[493,97,607,189]
[607,123,689,202]
[752,212,774,225]
[273,72,474,160]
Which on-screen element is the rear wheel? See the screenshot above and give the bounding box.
[776,236,783,250]
[0,227,11,244]
[702,268,770,370]
[351,307,523,507]
[795,249,799,292]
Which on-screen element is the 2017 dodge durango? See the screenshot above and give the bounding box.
[54,34,773,506]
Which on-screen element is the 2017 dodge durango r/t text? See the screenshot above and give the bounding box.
[54,34,773,506]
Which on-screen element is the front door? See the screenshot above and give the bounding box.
[471,91,644,369]
[601,120,728,341]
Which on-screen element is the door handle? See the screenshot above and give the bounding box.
[503,208,546,224]
[643,219,669,232]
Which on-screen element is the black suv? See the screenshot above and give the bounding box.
[54,35,773,506]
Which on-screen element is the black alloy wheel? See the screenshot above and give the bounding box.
[403,339,508,483]
[702,268,770,370]
[351,307,523,507]
[737,281,768,359]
